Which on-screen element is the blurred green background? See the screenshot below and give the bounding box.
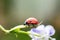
[0,0,60,40]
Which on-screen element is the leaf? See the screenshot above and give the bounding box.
[16,32,31,40]
[1,31,31,40]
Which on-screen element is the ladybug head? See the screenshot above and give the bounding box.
[24,17,39,27]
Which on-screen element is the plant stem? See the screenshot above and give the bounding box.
[19,31,30,35]
[0,25,9,33]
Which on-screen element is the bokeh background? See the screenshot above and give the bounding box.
[0,0,60,40]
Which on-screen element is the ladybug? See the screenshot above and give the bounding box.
[24,17,39,27]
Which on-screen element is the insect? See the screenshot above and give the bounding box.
[24,17,39,27]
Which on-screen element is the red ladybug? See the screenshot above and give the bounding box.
[24,17,39,26]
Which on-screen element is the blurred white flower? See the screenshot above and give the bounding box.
[29,25,56,40]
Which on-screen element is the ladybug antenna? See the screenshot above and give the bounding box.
[38,19,44,25]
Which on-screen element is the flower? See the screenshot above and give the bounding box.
[29,25,56,40]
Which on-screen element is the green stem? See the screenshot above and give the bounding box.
[0,25,39,36]
[0,25,29,34]
[19,31,30,35]
[0,25,27,33]
[0,25,9,33]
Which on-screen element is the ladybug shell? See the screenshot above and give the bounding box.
[25,17,39,25]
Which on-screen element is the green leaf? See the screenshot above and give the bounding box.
[1,31,31,40]
[16,32,31,40]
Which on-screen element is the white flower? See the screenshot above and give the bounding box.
[29,25,56,40]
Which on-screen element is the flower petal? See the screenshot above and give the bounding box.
[45,25,55,36]
[36,25,45,30]
[29,28,41,38]
[30,28,41,34]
